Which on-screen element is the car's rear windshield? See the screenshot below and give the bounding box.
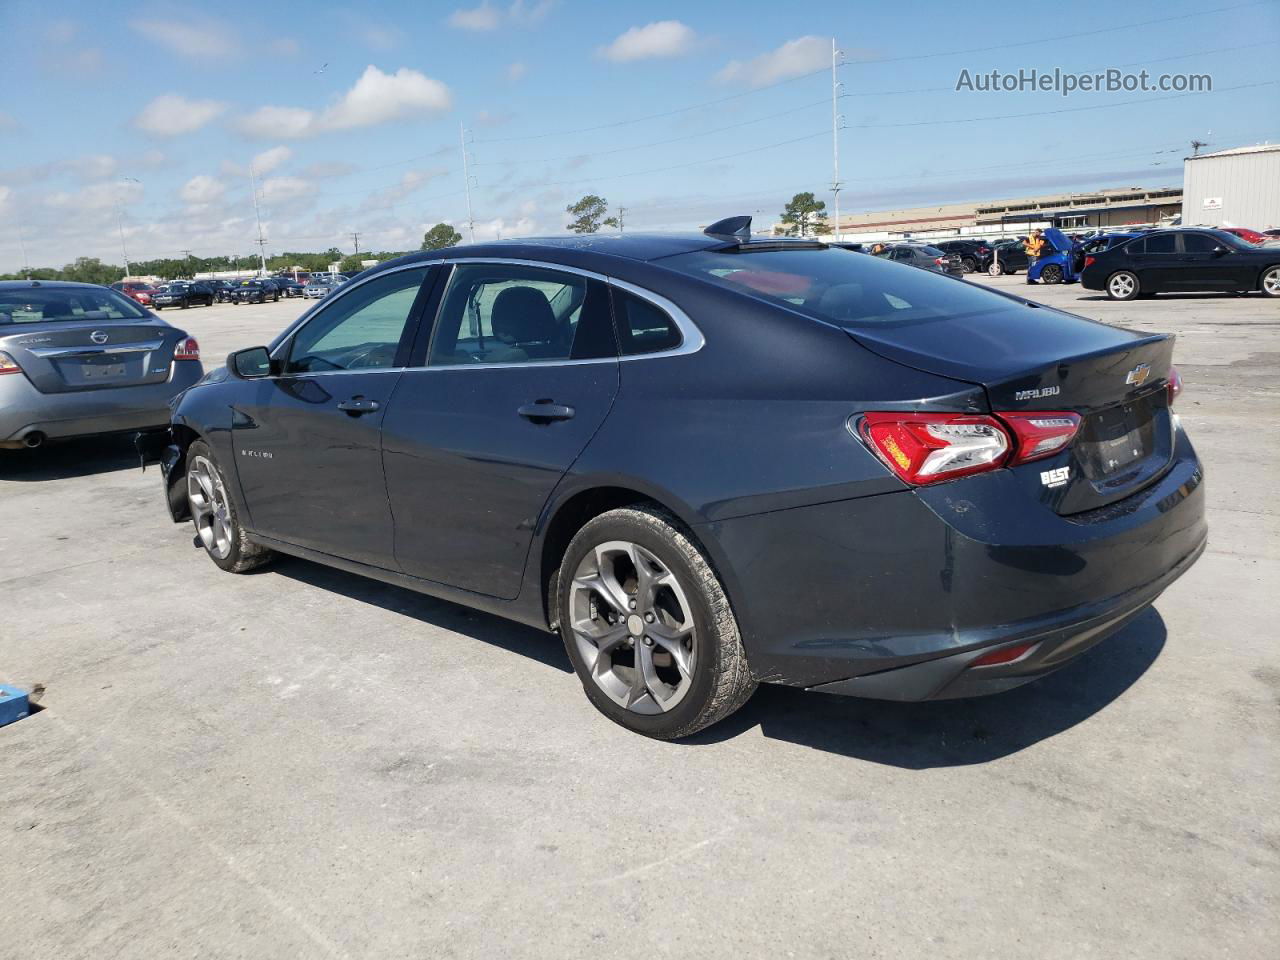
[662,247,1026,328]
[0,287,149,324]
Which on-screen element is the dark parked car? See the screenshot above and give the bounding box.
[874,243,964,276]
[271,276,305,298]
[231,280,280,304]
[1081,228,1280,300]
[204,279,236,303]
[150,218,1206,739]
[152,281,215,309]
[933,239,993,274]
[0,281,202,449]
[988,241,1028,275]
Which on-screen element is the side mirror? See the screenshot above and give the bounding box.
[228,346,274,379]
[1212,246,1228,256]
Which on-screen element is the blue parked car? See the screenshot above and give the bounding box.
[1026,228,1081,284]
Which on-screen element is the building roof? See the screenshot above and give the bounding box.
[1187,142,1280,160]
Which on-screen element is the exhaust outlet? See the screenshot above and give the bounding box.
[23,431,45,448]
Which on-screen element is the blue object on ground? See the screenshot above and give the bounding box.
[0,684,31,727]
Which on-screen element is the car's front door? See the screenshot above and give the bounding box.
[233,265,434,567]
[382,261,620,599]
[1173,232,1237,290]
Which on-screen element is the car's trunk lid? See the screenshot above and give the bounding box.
[844,303,1177,513]
[1,322,180,394]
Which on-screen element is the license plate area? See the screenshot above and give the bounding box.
[80,362,127,380]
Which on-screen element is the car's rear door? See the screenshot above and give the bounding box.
[382,261,620,599]
[231,265,435,568]
[1127,232,1178,290]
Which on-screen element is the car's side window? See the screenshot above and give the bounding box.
[284,268,428,374]
[1181,233,1217,253]
[427,263,615,366]
[611,288,682,356]
[1144,233,1176,254]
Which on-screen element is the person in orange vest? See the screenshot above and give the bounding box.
[1023,229,1046,284]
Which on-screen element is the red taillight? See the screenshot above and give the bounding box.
[935,257,945,266]
[997,412,1082,465]
[859,413,1011,485]
[0,351,22,375]
[1084,255,1096,269]
[971,641,1037,667]
[1167,365,1182,404]
[174,337,200,361]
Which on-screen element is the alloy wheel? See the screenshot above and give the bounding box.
[1263,267,1280,297]
[1109,273,1136,298]
[569,541,697,715]
[188,455,233,559]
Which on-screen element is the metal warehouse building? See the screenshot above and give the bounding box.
[1182,143,1280,230]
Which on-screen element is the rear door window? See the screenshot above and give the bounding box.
[611,289,682,356]
[1144,233,1176,254]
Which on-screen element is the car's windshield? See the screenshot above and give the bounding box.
[663,246,1028,328]
[0,287,149,324]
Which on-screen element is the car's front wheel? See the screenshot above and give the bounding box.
[1107,271,1140,300]
[1040,263,1064,284]
[186,441,274,574]
[1261,266,1280,298]
[557,506,756,739]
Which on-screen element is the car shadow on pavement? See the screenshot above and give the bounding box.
[685,608,1167,767]
[0,435,141,481]
[268,556,574,674]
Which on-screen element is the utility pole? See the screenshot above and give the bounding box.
[15,219,31,279]
[349,232,361,254]
[248,163,268,275]
[117,176,140,278]
[831,38,844,242]
[1190,139,1208,156]
[460,122,476,244]
[181,249,193,277]
[615,206,626,235]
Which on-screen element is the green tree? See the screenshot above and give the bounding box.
[60,257,123,285]
[422,223,462,250]
[339,254,367,274]
[779,192,830,237]
[565,195,619,234]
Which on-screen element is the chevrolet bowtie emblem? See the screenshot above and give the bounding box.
[1125,363,1151,387]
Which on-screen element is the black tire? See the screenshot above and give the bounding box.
[1261,265,1280,298]
[185,441,274,574]
[1040,263,1064,284]
[1106,270,1141,301]
[960,257,977,274]
[557,505,756,739]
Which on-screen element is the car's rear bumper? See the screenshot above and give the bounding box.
[0,362,203,445]
[701,423,1206,698]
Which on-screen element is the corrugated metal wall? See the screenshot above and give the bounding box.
[1182,150,1280,229]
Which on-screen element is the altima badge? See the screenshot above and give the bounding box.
[1125,363,1151,386]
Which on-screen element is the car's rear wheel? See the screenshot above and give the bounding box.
[1107,271,1140,300]
[987,262,1002,277]
[1040,263,1064,284]
[557,506,756,739]
[1261,266,1280,298]
[960,256,977,274]
[186,441,273,574]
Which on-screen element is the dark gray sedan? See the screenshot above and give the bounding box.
[0,281,202,449]
[874,243,965,277]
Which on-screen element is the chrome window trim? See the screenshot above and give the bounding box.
[421,257,704,370]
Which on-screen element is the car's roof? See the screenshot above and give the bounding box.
[0,279,114,292]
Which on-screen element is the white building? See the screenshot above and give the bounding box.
[1182,143,1280,230]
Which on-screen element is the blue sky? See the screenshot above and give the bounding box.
[1,0,1277,270]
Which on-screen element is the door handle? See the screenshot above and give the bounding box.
[517,400,575,423]
[337,397,380,416]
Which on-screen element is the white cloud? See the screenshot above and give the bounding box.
[261,177,311,203]
[507,61,527,81]
[359,24,404,49]
[130,18,235,59]
[448,1,553,30]
[133,94,227,136]
[180,175,226,204]
[252,146,293,175]
[69,154,117,180]
[237,66,452,140]
[599,21,695,62]
[46,180,142,212]
[364,168,449,210]
[449,3,501,30]
[714,35,829,88]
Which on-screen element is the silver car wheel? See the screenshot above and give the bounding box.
[188,455,233,560]
[569,540,697,715]
[1263,267,1280,296]
[1109,273,1136,298]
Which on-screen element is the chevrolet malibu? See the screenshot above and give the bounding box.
[1,281,202,450]
[151,217,1206,739]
